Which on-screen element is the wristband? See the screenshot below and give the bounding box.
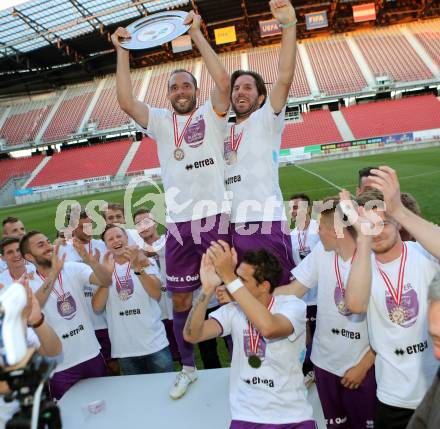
[279,20,297,29]
[28,312,45,329]
[226,278,244,294]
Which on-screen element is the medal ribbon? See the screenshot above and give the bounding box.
[376,242,407,305]
[297,228,308,253]
[37,271,64,301]
[230,124,244,152]
[113,262,132,293]
[334,250,357,293]
[172,111,195,150]
[248,296,275,356]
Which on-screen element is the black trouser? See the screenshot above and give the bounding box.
[375,400,414,429]
[198,306,222,369]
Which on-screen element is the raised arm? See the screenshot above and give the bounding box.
[184,254,223,344]
[367,166,440,260]
[112,27,150,128]
[185,12,230,114]
[269,0,297,113]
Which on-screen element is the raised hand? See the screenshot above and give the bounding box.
[183,10,202,34]
[200,253,222,294]
[51,245,65,277]
[102,251,115,273]
[270,0,296,25]
[366,166,404,218]
[111,27,131,52]
[207,240,237,284]
[22,280,42,327]
[216,285,233,305]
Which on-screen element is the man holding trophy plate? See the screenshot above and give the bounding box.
[112,10,230,399]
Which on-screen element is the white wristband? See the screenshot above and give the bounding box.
[226,278,243,294]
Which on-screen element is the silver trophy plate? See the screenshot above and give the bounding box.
[121,11,190,50]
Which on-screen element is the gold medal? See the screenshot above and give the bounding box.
[119,290,129,301]
[60,300,72,315]
[174,148,185,161]
[248,355,262,369]
[227,150,237,165]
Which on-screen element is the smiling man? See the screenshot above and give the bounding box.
[112,10,230,398]
[224,0,297,285]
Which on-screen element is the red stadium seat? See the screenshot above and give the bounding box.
[0,155,44,188]
[29,140,132,187]
[126,137,160,173]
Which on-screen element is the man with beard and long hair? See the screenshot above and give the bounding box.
[224,0,297,284]
[112,11,230,399]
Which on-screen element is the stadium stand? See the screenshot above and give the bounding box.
[144,60,195,109]
[42,82,97,142]
[29,140,132,187]
[199,52,242,103]
[354,29,433,82]
[89,69,145,131]
[0,155,44,188]
[247,45,311,98]
[305,37,367,95]
[126,137,160,174]
[412,21,440,67]
[281,110,343,148]
[0,98,56,146]
[341,94,440,139]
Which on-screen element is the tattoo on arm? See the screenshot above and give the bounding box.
[184,292,208,338]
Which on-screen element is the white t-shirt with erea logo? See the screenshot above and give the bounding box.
[292,242,371,377]
[367,241,439,409]
[136,100,228,223]
[60,240,108,331]
[210,296,314,425]
[224,100,287,223]
[106,261,168,358]
[28,262,101,373]
[291,219,320,306]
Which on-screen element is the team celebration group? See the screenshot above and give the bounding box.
[1,1,439,428]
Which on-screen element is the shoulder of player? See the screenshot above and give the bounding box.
[273,294,307,309]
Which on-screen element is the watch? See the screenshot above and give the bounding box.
[134,267,147,276]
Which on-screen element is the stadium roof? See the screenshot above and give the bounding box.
[0,0,439,98]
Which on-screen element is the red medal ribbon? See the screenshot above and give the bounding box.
[376,242,407,305]
[87,241,92,255]
[230,124,244,152]
[334,250,357,293]
[297,228,309,253]
[113,262,132,293]
[172,111,195,150]
[37,271,65,301]
[248,296,275,355]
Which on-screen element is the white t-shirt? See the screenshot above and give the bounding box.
[291,219,320,306]
[136,100,228,223]
[0,264,37,286]
[367,241,439,409]
[28,262,101,372]
[149,234,173,320]
[60,240,108,331]
[106,261,168,358]
[210,296,314,425]
[224,101,287,223]
[293,242,371,377]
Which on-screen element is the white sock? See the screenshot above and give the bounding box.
[182,365,195,373]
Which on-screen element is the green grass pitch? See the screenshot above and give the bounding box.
[1,146,439,369]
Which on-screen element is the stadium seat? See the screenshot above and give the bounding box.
[411,21,440,67]
[247,45,311,99]
[42,82,97,142]
[0,155,44,188]
[341,94,440,139]
[29,140,132,187]
[89,70,144,131]
[354,29,433,82]
[126,137,160,173]
[0,98,56,146]
[281,110,343,148]
[305,37,367,95]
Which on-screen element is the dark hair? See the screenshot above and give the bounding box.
[101,224,127,241]
[168,69,198,90]
[230,70,267,105]
[356,189,384,206]
[358,166,378,187]
[400,192,421,216]
[319,196,356,235]
[0,236,20,255]
[290,193,311,206]
[2,216,19,227]
[103,203,125,221]
[133,207,151,221]
[241,250,282,293]
[19,230,42,257]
